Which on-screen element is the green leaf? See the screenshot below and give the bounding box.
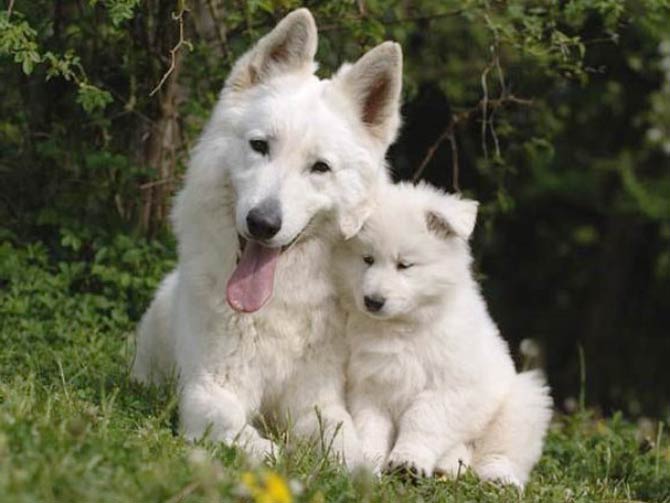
[76,83,114,114]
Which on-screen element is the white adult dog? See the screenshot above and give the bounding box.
[131,9,402,467]
[335,182,552,486]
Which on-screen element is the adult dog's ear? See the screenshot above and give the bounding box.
[334,41,403,148]
[226,9,317,92]
[426,196,479,240]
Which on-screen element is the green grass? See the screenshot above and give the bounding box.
[1,237,669,503]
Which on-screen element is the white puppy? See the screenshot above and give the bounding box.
[335,182,552,487]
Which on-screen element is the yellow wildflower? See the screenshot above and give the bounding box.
[264,472,292,503]
[241,470,293,503]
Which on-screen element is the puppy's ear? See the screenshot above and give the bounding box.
[226,9,317,91]
[338,199,373,240]
[426,196,478,240]
[333,41,403,148]
[337,167,388,239]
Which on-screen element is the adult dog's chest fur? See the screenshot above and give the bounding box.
[209,237,342,403]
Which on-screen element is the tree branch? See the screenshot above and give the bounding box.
[150,2,189,97]
[412,95,533,186]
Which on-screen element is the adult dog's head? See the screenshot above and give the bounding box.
[182,9,403,312]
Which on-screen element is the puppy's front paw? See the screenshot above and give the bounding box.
[384,449,435,480]
[434,443,472,479]
[475,456,523,489]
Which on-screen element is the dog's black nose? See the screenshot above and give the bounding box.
[364,295,385,313]
[247,201,282,240]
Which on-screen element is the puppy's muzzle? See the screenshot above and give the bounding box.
[364,295,385,313]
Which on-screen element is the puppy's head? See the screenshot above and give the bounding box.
[338,182,478,322]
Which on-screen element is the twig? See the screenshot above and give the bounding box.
[447,131,460,192]
[7,0,15,17]
[489,106,501,159]
[480,64,491,160]
[489,47,506,159]
[493,47,507,96]
[454,458,464,503]
[150,1,189,97]
[655,421,664,477]
[415,13,528,188]
[356,0,367,16]
[481,14,506,161]
[412,95,533,185]
[165,481,199,503]
[414,129,450,185]
[140,177,180,190]
[57,359,70,401]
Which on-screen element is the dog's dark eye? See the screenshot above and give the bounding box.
[249,139,269,156]
[363,255,374,266]
[397,261,413,270]
[311,161,331,174]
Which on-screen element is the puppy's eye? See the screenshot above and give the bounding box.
[311,161,331,174]
[397,261,413,270]
[249,139,269,156]
[363,255,374,266]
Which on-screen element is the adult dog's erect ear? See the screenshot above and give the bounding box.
[226,9,317,92]
[425,195,479,240]
[334,41,403,148]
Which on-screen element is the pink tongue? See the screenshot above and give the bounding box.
[226,241,281,313]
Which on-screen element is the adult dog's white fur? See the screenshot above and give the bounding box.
[335,182,552,486]
[131,9,402,466]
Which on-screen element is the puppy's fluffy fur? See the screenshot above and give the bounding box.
[336,182,552,486]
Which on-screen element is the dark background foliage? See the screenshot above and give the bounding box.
[1,0,669,418]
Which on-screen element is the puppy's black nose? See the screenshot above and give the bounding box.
[364,295,385,313]
[247,200,282,240]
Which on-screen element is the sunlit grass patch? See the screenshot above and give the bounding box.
[1,240,669,502]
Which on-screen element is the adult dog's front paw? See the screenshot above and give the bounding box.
[239,435,279,465]
[334,434,365,471]
[384,448,435,480]
[361,450,387,476]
